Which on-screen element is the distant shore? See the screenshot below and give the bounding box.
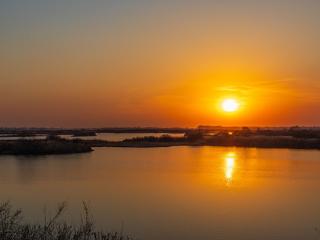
[0,139,92,155]
[0,127,320,155]
[82,135,320,150]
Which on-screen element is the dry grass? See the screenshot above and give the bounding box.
[0,202,134,240]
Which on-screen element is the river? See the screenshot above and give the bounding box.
[1,146,320,240]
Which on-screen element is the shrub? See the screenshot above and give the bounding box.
[0,201,134,240]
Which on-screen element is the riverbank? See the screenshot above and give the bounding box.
[0,139,93,155]
[0,134,319,155]
[78,135,320,150]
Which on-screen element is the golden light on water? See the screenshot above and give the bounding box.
[225,152,236,185]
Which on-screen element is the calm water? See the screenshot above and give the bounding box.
[1,147,320,240]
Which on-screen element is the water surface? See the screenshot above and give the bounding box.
[1,147,320,240]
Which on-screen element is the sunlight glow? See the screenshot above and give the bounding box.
[221,99,239,112]
[225,152,236,185]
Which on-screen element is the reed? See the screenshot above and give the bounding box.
[0,202,134,240]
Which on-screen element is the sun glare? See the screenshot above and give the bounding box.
[221,99,239,112]
[225,152,236,185]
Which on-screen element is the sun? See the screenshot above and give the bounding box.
[221,98,239,112]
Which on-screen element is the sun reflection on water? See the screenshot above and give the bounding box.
[225,152,236,185]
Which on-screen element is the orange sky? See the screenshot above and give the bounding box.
[0,1,319,127]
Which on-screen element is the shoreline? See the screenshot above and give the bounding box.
[88,141,320,150]
[0,134,319,155]
[81,135,320,150]
[0,139,93,155]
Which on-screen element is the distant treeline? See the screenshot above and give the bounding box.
[118,131,320,149]
[1,126,319,137]
[0,127,320,155]
[203,136,320,149]
[255,127,320,138]
[0,127,190,136]
[123,134,184,143]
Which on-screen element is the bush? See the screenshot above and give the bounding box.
[0,201,134,240]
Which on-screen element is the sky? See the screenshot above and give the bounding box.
[0,0,319,127]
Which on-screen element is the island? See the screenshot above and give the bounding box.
[0,126,319,155]
[0,138,93,155]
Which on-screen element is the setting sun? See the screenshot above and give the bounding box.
[221,99,239,112]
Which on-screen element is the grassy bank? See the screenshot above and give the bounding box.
[0,139,92,155]
[0,134,319,156]
[0,202,133,240]
[84,134,320,150]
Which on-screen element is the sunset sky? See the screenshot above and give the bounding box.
[1,0,319,127]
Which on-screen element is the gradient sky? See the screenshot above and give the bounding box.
[1,0,319,127]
